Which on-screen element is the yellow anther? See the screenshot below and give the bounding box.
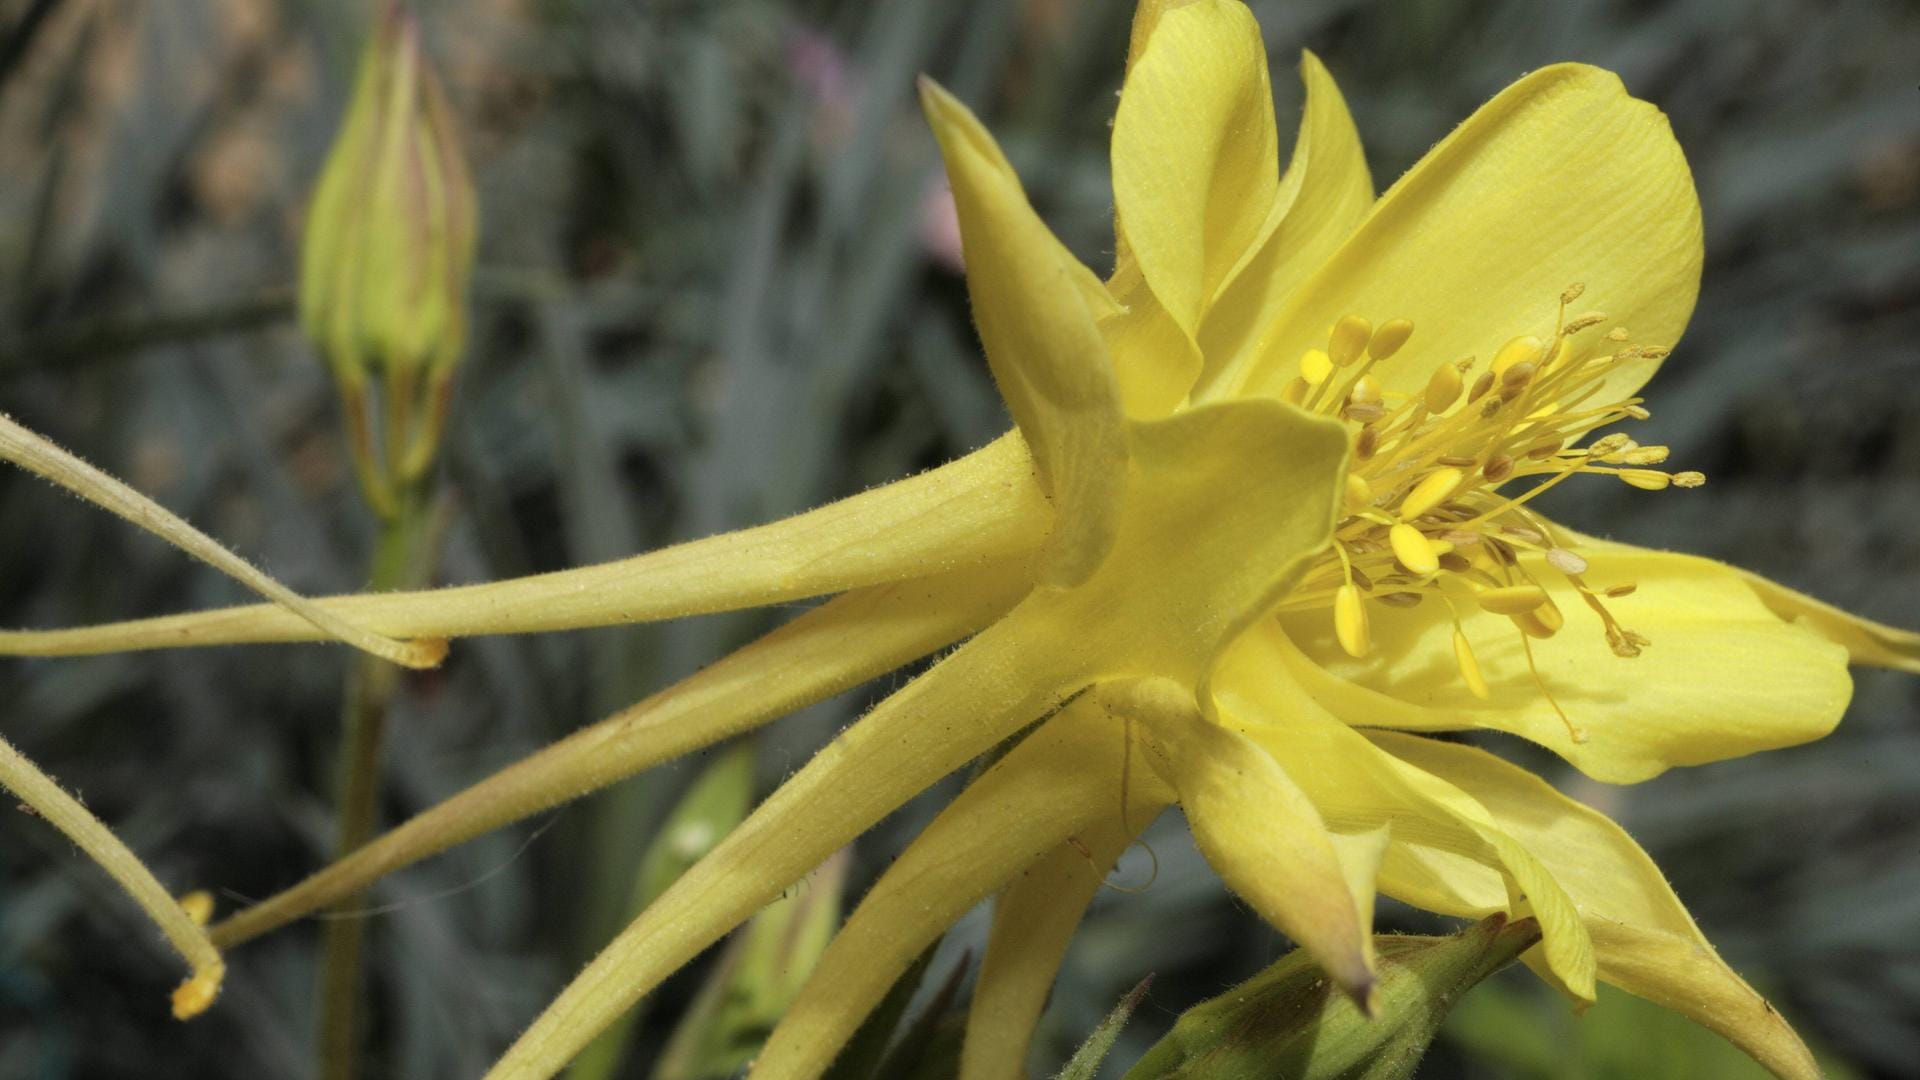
[1490,334,1544,377]
[1476,585,1550,615]
[1334,584,1370,658]
[1329,315,1373,367]
[1343,473,1372,514]
[1587,432,1632,456]
[171,962,225,1021]
[1560,282,1586,305]
[1389,523,1439,576]
[1401,468,1463,520]
[1349,373,1383,406]
[1467,371,1496,403]
[1605,584,1638,598]
[1424,362,1462,412]
[179,890,215,928]
[1512,596,1565,638]
[1672,470,1706,488]
[1624,405,1651,420]
[1619,446,1670,465]
[1511,611,1555,639]
[1562,312,1608,335]
[1281,377,1310,406]
[1606,326,1631,341]
[1619,469,1672,491]
[1368,318,1415,361]
[1355,427,1378,460]
[1300,348,1334,384]
[1453,629,1490,700]
[1482,454,1515,483]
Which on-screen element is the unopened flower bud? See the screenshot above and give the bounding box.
[300,4,476,506]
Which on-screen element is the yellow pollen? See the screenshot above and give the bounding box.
[1490,334,1543,377]
[1453,629,1490,699]
[1619,445,1670,465]
[1672,470,1706,488]
[1334,583,1370,658]
[1300,348,1334,384]
[1368,318,1415,361]
[1424,363,1462,412]
[1401,468,1463,520]
[1560,282,1586,304]
[1329,315,1373,366]
[1561,312,1609,335]
[1389,523,1439,575]
[1618,469,1672,491]
[1476,585,1549,615]
[172,963,225,1021]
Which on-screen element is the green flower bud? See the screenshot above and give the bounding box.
[1126,914,1542,1080]
[300,3,475,506]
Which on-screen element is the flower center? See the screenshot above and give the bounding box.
[1278,285,1704,743]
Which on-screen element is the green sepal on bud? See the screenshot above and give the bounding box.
[300,2,476,511]
[1125,914,1542,1080]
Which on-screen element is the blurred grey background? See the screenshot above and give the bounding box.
[0,0,1915,1077]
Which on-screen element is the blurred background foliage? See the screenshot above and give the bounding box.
[1,0,1916,1077]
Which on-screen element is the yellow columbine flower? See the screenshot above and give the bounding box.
[4,2,1916,1078]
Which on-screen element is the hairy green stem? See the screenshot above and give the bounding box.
[317,498,432,1080]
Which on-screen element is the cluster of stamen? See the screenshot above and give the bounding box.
[1279,285,1704,743]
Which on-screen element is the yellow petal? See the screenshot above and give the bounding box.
[478,601,1091,1080]
[963,813,1149,1080]
[211,560,1031,949]
[1112,0,1278,336]
[1559,523,1920,674]
[1559,522,1920,672]
[1736,569,1920,673]
[0,434,1048,656]
[920,79,1127,587]
[1102,254,1203,418]
[1210,624,1597,1002]
[1110,677,1374,999]
[752,701,1172,1078]
[1277,546,1853,783]
[1220,64,1701,408]
[1376,732,1821,1080]
[1124,0,1178,74]
[1196,52,1374,387]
